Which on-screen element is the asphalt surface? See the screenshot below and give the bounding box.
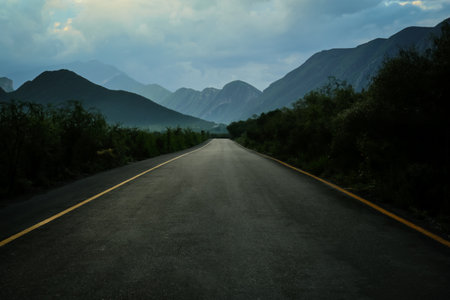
[0,139,449,299]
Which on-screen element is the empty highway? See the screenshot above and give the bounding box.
[1,139,449,299]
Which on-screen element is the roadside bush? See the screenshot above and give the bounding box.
[228,24,450,217]
[0,100,209,199]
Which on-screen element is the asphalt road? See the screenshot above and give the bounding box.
[1,139,449,299]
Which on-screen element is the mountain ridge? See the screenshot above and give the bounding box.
[104,73,172,104]
[161,80,261,124]
[241,18,449,118]
[1,70,220,132]
[3,60,173,104]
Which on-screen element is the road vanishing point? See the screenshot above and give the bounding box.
[1,139,449,299]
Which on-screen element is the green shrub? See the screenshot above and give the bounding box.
[228,24,450,217]
[0,100,209,200]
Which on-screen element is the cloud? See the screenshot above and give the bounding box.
[388,0,449,10]
[1,0,450,90]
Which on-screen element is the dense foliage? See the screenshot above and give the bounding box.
[228,24,450,218]
[0,100,209,199]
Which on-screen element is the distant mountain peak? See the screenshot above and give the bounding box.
[28,69,94,88]
[222,80,261,92]
[36,69,80,79]
[6,60,173,103]
[9,70,218,131]
[226,79,246,85]
[161,80,261,124]
[201,87,220,93]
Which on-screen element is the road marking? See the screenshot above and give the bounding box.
[240,144,450,248]
[0,140,212,248]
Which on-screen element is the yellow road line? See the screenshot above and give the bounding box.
[247,147,450,248]
[0,140,212,248]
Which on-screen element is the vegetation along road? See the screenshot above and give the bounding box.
[1,139,449,299]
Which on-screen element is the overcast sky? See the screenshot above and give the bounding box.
[1,0,449,91]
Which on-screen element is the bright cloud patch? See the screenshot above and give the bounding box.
[387,0,447,10]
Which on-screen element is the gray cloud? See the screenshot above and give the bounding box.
[1,0,449,90]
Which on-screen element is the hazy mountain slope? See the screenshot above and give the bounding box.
[140,84,172,104]
[161,87,220,119]
[104,73,172,104]
[6,70,217,131]
[0,77,13,92]
[161,81,261,124]
[200,81,262,124]
[59,60,123,85]
[4,60,173,104]
[242,18,448,118]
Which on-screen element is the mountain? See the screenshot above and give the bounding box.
[162,80,261,124]
[103,73,172,104]
[2,70,221,131]
[59,60,123,85]
[4,60,122,90]
[201,81,262,123]
[60,60,172,103]
[0,77,14,92]
[242,18,449,118]
[4,60,172,104]
[0,86,7,97]
[162,87,220,120]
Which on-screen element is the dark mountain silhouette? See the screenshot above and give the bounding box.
[162,80,261,124]
[53,61,173,103]
[241,18,449,118]
[0,87,7,97]
[4,60,122,89]
[4,60,173,104]
[0,77,13,92]
[3,70,220,131]
[103,73,172,104]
